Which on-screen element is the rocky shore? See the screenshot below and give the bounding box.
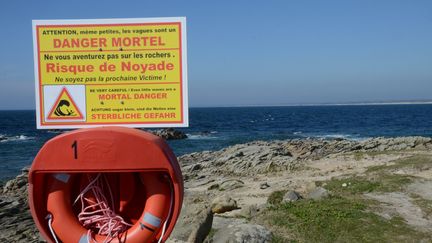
[149,128,188,140]
[1,136,432,242]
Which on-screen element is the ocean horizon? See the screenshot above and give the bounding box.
[1,104,432,181]
[2,100,432,110]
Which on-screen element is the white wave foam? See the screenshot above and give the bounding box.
[293,132,368,141]
[319,134,352,139]
[0,134,34,143]
[319,134,370,141]
[186,133,219,140]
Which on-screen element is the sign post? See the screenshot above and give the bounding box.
[33,17,188,129]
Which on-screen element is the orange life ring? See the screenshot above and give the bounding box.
[28,127,183,243]
[47,172,171,243]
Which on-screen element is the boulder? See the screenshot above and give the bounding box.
[170,199,213,242]
[190,164,203,172]
[207,184,220,191]
[2,170,28,196]
[187,208,213,243]
[166,239,188,243]
[219,179,244,191]
[259,182,270,189]
[237,204,262,219]
[211,223,272,243]
[150,128,187,140]
[307,187,329,200]
[211,195,239,214]
[282,190,301,203]
[0,169,46,242]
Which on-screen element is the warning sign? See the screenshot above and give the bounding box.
[47,87,84,120]
[32,17,188,129]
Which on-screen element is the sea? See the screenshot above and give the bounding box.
[1,104,432,181]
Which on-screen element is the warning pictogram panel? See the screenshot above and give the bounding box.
[43,85,86,123]
[47,88,84,120]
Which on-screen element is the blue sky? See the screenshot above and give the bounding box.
[0,0,431,109]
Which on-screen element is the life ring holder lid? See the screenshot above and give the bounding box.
[28,126,184,243]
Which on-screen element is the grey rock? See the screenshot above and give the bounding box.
[207,184,220,190]
[190,164,203,172]
[219,179,244,191]
[308,187,329,200]
[3,180,14,193]
[170,196,213,241]
[259,182,270,189]
[212,223,272,243]
[187,208,213,243]
[150,128,187,140]
[282,190,301,202]
[305,181,317,192]
[2,136,432,242]
[238,204,261,219]
[21,167,30,173]
[235,151,244,157]
[179,136,432,176]
[166,239,188,243]
[211,216,247,231]
[0,170,40,243]
[211,195,239,214]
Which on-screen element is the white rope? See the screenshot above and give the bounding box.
[46,214,60,243]
[45,173,174,243]
[158,175,174,243]
[74,173,131,243]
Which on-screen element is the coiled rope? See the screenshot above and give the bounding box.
[74,173,132,243]
[46,173,174,243]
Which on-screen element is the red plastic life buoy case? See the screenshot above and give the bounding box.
[28,127,184,243]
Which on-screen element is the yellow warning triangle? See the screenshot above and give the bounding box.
[47,87,84,120]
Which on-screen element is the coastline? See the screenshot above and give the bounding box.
[1,136,432,242]
[2,100,432,111]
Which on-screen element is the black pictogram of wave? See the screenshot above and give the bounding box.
[54,100,75,116]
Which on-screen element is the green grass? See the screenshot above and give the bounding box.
[353,152,364,161]
[267,190,287,205]
[261,153,432,242]
[322,174,414,196]
[323,154,421,195]
[260,153,432,242]
[352,151,395,161]
[261,197,431,242]
[320,178,380,194]
[323,155,431,196]
[271,233,296,243]
[411,194,432,217]
[366,155,432,173]
[378,174,414,192]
